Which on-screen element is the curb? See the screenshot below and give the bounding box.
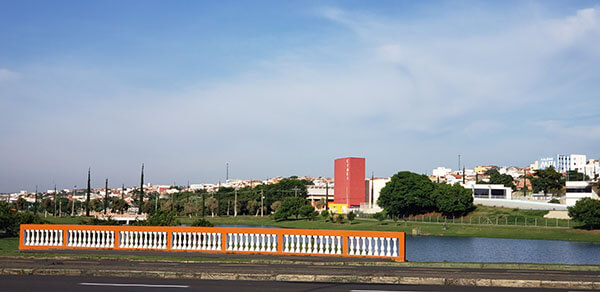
[1,268,597,290]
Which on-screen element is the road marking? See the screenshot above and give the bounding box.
[351,290,436,292]
[79,283,189,288]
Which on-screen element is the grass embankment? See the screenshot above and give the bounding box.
[2,236,599,271]
[37,205,599,242]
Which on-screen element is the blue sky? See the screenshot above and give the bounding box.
[1,0,599,192]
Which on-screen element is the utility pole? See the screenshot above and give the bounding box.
[72,186,75,216]
[458,154,461,173]
[121,184,125,200]
[260,189,264,217]
[104,178,108,215]
[155,191,158,213]
[201,192,206,217]
[463,167,466,184]
[35,185,38,214]
[138,163,144,215]
[86,168,91,217]
[234,190,237,217]
[370,172,375,208]
[54,184,57,217]
[325,182,329,211]
[226,162,229,181]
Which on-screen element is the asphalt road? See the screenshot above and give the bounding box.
[2,256,599,283]
[0,275,575,292]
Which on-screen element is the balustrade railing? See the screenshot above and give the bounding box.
[19,224,405,261]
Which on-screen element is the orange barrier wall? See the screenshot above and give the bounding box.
[19,224,405,261]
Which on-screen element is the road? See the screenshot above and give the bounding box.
[0,275,574,291]
[1,256,599,283]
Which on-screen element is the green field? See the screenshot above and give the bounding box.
[35,205,600,242]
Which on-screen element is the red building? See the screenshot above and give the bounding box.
[334,157,366,208]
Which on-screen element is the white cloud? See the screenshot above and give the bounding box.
[0,68,20,82]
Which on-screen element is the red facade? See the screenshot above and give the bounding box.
[334,157,366,207]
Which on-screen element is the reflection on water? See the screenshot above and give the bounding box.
[407,236,600,264]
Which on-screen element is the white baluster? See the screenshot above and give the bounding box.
[336,236,341,254]
[349,236,355,255]
[373,238,380,256]
[202,233,208,250]
[299,235,305,253]
[58,230,63,246]
[226,233,232,250]
[121,232,127,248]
[368,237,373,256]
[217,233,222,250]
[317,235,323,253]
[257,234,263,251]
[248,234,254,251]
[361,237,367,255]
[325,236,332,254]
[172,232,178,249]
[392,238,398,257]
[205,233,210,250]
[266,234,272,252]
[282,235,289,252]
[242,233,247,251]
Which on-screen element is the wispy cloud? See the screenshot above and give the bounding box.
[0,68,20,82]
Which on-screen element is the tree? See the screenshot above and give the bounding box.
[111,198,129,214]
[274,197,309,221]
[347,211,356,223]
[41,198,54,215]
[315,198,326,210]
[485,169,515,190]
[568,198,600,229]
[247,200,259,216]
[144,210,177,226]
[299,204,316,220]
[90,199,103,212]
[0,201,45,236]
[205,197,218,217]
[270,201,281,213]
[432,183,474,217]
[378,171,435,217]
[566,170,589,182]
[529,166,564,196]
[15,197,27,211]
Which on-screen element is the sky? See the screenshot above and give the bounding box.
[1,0,599,192]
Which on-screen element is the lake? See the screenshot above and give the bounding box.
[213,224,600,264]
[406,235,600,265]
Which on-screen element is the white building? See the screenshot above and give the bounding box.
[539,157,556,169]
[557,154,586,173]
[432,167,452,177]
[360,177,391,214]
[565,181,598,206]
[306,184,334,208]
[463,182,512,200]
[584,159,600,179]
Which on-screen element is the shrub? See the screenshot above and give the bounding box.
[347,211,356,223]
[191,218,214,227]
[320,210,330,221]
[548,198,560,204]
[373,212,386,223]
[0,202,46,236]
[568,198,600,229]
[335,214,344,224]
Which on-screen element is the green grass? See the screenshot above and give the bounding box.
[173,214,600,242]
[36,205,599,242]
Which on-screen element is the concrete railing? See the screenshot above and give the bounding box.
[19,224,405,261]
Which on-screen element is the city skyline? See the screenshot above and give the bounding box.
[2,1,599,192]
